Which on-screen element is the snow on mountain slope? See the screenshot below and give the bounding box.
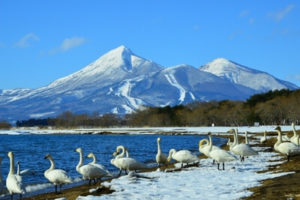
[0,47,298,121]
[199,58,298,92]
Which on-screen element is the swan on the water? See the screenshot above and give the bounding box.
[75,148,108,185]
[207,132,236,170]
[44,154,72,193]
[167,148,199,168]
[274,126,300,161]
[155,138,168,167]
[6,152,25,200]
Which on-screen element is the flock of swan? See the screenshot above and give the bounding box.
[0,124,300,199]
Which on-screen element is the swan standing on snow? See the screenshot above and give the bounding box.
[6,152,25,200]
[87,153,111,177]
[111,145,147,176]
[290,122,300,145]
[44,154,72,193]
[274,126,300,161]
[207,132,236,170]
[156,138,168,166]
[260,131,267,144]
[228,129,258,162]
[167,148,199,168]
[75,148,108,185]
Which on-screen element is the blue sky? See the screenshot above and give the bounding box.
[1,0,300,89]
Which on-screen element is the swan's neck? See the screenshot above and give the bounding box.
[120,146,126,157]
[293,124,297,137]
[48,157,56,170]
[167,149,176,161]
[232,131,237,146]
[208,135,213,152]
[276,130,282,145]
[92,155,97,164]
[125,150,130,157]
[9,154,15,175]
[245,132,249,144]
[235,130,240,144]
[17,162,20,175]
[76,151,83,171]
[157,140,161,153]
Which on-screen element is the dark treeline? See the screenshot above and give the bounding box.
[14,89,300,128]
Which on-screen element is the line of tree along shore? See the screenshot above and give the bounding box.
[5,89,300,128]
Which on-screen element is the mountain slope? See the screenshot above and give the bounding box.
[199,58,298,92]
[0,47,298,121]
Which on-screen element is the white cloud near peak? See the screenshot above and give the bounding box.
[15,33,39,48]
[60,37,86,51]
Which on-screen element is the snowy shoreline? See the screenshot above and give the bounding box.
[0,125,298,136]
[0,126,297,200]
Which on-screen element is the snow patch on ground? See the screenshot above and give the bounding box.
[77,148,290,200]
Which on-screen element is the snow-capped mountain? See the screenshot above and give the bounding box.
[199,58,298,92]
[0,46,298,121]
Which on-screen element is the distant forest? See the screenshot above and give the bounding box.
[2,89,299,129]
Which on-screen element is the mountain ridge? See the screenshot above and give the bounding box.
[0,45,298,121]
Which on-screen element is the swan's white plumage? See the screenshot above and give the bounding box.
[87,153,111,176]
[167,149,199,167]
[274,126,300,161]
[155,138,168,166]
[228,129,257,161]
[111,145,146,172]
[207,133,236,169]
[260,131,267,144]
[6,152,25,197]
[44,154,72,192]
[75,148,108,182]
[290,123,300,145]
[199,138,220,158]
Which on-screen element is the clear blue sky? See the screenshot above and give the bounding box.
[1,0,300,89]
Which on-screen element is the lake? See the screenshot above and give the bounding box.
[0,133,226,193]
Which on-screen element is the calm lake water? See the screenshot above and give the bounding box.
[0,134,226,189]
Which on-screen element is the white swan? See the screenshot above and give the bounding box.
[260,131,267,144]
[111,145,146,175]
[17,161,35,177]
[199,137,221,157]
[207,133,236,170]
[155,138,168,166]
[167,148,199,168]
[290,122,300,145]
[75,148,108,184]
[244,131,250,144]
[274,126,300,161]
[6,152,25,200]
[87,153,111,176]
[228,129,258,161]
[44,154,72,193]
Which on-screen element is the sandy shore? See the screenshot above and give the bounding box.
[18,131,300,200]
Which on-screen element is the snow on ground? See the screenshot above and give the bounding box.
[77,148,290,200]
[0,125,298,135]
